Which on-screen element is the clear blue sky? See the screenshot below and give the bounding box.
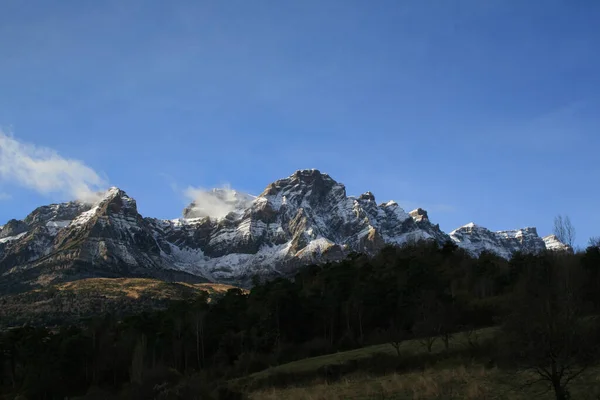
[1,0,599,246]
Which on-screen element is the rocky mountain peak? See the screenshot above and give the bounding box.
[0,170,573,292]
[259,169,346,210]
[409,208,429,222]
[92,187,138,216]
[359,192,376,202]
[450,223,548,258]
[24,202,92,227]
[543,234,572,252]
[0,219,28,239]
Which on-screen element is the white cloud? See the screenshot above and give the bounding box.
[0,130,108,203]
[183,184,255,219]
[0,192,11,200]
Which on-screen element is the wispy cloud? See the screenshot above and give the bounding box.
[0,192,11,200]
[0,130,108,203]
[183,184,255,219]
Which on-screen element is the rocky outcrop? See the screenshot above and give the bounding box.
[409,208,429,223]
[543,234,572,252]
[0,219,28,239]
[449,223,547,258]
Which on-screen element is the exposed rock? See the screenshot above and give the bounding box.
[543,234,572,252]
[409,208,429,223]
[0,170,569,292]
[449,223,548,258]
[0,219,28,239]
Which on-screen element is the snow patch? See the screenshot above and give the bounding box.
[71,206,99,226]
[0,231,27,244]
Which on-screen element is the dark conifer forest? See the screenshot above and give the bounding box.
[2,242,600,399]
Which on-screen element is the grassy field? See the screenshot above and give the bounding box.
[232,327,600,399]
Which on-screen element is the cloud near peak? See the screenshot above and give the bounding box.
[0,130,108,203]
[183,184,255,219]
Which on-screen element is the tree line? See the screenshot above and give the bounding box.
[1,240,600,399]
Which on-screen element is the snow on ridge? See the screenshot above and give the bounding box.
[0,231,27,244]
[71,206,99,226]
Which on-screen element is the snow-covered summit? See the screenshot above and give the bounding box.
[0,169,572,290]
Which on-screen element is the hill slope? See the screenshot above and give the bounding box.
[0,278,238,327]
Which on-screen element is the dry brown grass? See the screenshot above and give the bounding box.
[248,364,502,400]
[54,278,242,300]
[240,328,600,400]
[241,327,497,384]
[247,364,600,400]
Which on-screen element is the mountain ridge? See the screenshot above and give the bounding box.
[0,169,569,292]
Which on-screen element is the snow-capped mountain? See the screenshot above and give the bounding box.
[0,169,568,292]
[449,223,547,258]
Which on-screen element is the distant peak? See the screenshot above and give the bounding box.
[94,187,137,214]
[104,186,123,196]
[543,234,572,252]
[358,192,375,202]
[98,187,129,203]
[450,222,479,234]
[409,208,429,222]
[289,169,330,179]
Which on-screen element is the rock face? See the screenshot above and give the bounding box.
[543,234,573,252]
[449,223,547,258]
[0,188,206,293]
[0,169,569,292]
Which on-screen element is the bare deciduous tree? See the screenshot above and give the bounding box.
[588,236,600,249]
[554,215,576,248]
[501,256,599,400]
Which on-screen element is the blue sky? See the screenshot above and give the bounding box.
[1,0,599,246]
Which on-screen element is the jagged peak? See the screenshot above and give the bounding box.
[409,208,429,222]
[454,222,478,231]
[497,227,538,236]
[99,186,127,201]
[288,169,330,179]
[358,192,376,202]
[260,169,345,199]
[99,187,137,211]
[24,201,92,227]
[543,234,572,252]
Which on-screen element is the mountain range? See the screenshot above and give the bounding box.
[0,169,569,293]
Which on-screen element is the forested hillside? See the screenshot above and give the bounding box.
[1,241,600,399]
